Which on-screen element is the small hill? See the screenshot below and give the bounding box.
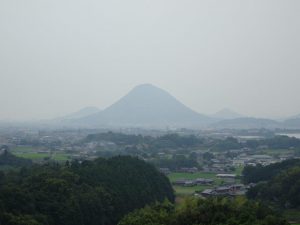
[210,117,280,129]
[212,108,244,119]
[287,113,300,120]
[0,156,174,225]
[283,118,300,129]
[245,159,300,209]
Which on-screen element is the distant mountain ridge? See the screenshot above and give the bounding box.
[288,113,300,120]
[210,117,281,129]
[282,118,300,129]
[51,84,300,130]
[212,108,244,119]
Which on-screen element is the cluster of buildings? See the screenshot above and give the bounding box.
[233,154,276,166]
[199,184,248,197]
[202,150,294,174]
[173,178,214,187]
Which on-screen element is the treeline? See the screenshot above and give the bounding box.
[243,159,300,209]
[242,159,300,183]
[247,166,300,209]
[0,148,32,168]
[0,156,174,225]
[86,132,300,152]
[118,198,288,225]
[85,132,145,145]
[246,135,300,149]
[85,132,203,149]
[213,137,241,150]
[214,135,300,151]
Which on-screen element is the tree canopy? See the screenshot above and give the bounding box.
[0,156,174,225]
[0,149,32,168]
[247,166,300,209]
[242,159,300,184]
[118,198,288,225]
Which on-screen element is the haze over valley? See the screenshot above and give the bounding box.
[0,1,300,225]
[32,83,299,130]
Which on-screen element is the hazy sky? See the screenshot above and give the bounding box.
[0,0,299,120]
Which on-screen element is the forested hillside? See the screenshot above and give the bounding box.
[247,166,300,209]
[118,198,288,225]
[243,159,300,210]
[0,149,32,168]
[242,159,300,184]
[0,156,174,225]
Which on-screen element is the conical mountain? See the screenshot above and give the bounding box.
[76,84,211,128]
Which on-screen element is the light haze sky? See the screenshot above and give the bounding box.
[0,0,299,120]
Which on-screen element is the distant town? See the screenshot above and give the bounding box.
[1,126,300,200]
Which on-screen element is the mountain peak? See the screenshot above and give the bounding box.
[129,83,167,96]
[133,83,157,89]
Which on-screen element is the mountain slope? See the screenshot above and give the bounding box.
[76,84,212,128]
[283,118,300,129]
[62,107,100,120]
[50,107,100,123]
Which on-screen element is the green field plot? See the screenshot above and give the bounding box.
[14,152,50,160]
[235,166,244,176]
[13,152,70,161]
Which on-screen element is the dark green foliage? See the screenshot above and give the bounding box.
[203,152,215,160]
[214,137,242,151]
[118,200,174,225]
[118,198,288,225]
[247,166,300,209]
[0,149,32,167]
[244,159,300,209]
[214,135,300,151]
[246,135,300,149]
[242,159,300,184]
[0,156,174,225]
